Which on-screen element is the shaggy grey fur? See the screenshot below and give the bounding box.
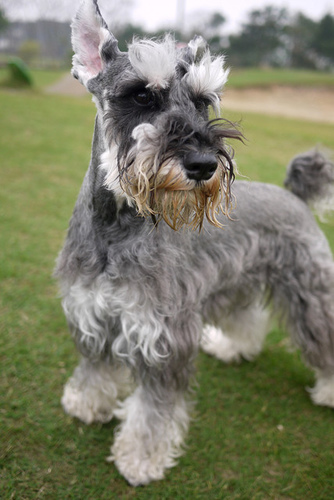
[285,148,334,203]
[55,0,334,487]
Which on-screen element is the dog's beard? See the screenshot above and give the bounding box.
[103,123,236,231]
[118,154,231,231]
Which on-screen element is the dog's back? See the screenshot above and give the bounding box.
[215,148,334,241]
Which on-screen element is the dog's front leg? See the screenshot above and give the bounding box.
[61,357,132,424]
[106,305,201,485]
[109,380,191,486]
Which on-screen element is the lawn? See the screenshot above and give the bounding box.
[1,77,334,499]
[0,67,67,91]
[2,65,334,92]
[227,67,334,89]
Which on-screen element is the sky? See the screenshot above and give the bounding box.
[131,0,334,33]
[3,0,334,34]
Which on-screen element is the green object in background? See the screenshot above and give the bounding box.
[7,57,33,86]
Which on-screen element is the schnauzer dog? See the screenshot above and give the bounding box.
[55,0,334,486]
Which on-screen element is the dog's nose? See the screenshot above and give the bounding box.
[183,152,217,182]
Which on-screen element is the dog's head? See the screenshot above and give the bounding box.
[72,0,242,230]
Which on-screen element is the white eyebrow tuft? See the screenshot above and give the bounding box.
[185,52,229,115]
[128,35,177,89]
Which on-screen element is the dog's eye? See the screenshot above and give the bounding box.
[194,97,211,112]
[132,90,155,107]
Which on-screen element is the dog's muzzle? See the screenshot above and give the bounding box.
[183,152,218,182]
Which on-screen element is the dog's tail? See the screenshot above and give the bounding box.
[284,148,334,219]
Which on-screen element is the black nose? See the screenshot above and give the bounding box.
[183,152,217,182]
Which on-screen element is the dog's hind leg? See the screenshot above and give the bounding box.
[61,358,132,424]
[272,255,334,408]
[201,301,271,363]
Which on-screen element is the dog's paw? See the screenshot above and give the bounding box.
[107,388,188,485]
[308,373,334,408]
[108,435,167,486]
[61,379,116,424]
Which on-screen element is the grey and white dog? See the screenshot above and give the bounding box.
[55,0,334,486]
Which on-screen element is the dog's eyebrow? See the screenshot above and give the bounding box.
[128,37,176,90]
[183,53,229,115]
[104,75,150,98]
[109,71,172,102]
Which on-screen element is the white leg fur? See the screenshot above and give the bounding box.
[308,372,334,408]
[108,386,190,486]
[61,358,132,424]
[201,325,244,362]
[201,303,270,363]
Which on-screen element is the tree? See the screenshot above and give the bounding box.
[18,40,41,65]
[228,6,289,66]
[286,13,317,68]
[116,24,147,52]
[312,13,334,66]
[185,11,227,53]
[0,6,8,31]
[203,12,227,53]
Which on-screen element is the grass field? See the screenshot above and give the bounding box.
[1,73,334,499]
[2,65,334,92]
[227,67,334,89]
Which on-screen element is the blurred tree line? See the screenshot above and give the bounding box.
[117,6,334,70]
[0,3,333,70]
[227,6,334,69]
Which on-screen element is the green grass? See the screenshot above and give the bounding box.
[30,69,68,89]
[0,67,67,91]
[1,83,334,499]
[2,64,333,92]
[31,67,334,91]
[227,67,334,89]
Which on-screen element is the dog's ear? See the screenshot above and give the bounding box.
[71,0,120,87]
[187,36,208,62]
[178,35,208,67]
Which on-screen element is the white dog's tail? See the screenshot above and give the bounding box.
[284,148,334,220]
